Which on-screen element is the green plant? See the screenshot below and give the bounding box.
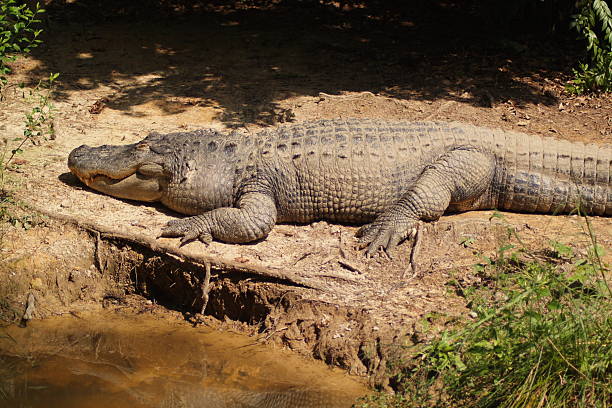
[0,0,45,88]
[22,72,58,141]
[0,1,54,192]
[568,0,612,93]
[0,72,57,191]
[360,217,610,408]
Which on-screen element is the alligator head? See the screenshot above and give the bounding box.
[68,129,240,215]
[68,135,168,202]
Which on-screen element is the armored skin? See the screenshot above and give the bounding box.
[68,119,612,255]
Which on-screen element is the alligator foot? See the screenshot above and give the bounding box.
[158,216,213,246]
[356,218,419,258]
[355,220,423,278]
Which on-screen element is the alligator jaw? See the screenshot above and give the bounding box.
[83,171,164,202]
[68,141,167,202]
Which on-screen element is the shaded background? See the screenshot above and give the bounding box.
[27,0,588,127]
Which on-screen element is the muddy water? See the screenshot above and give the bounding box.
[0,313,367,408]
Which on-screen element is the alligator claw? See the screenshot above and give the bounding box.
[356,220,419,257]
[160,217,212,246]
[178,231,200,246]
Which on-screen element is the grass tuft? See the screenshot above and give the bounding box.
[360,217,610,408]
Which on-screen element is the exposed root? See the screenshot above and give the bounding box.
[19,293,36,328]
[200,262,212,314]
[404,224,422,280]
[28,207,324,291]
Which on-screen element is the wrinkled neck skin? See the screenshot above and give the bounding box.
[159,147,242,215]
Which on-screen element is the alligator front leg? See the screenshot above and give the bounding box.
[357,147,496,256]
[160,192,278,245]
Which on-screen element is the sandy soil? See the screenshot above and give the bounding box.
[1,2,610,385]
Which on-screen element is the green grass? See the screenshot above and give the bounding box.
[359,218,611,408]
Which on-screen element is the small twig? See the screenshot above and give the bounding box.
[318,91,376,100]
[338,259,363,274]
[199,262,212,315]
[546,337,590,380]
[274,290,294,311]
[94,230,104,273]
[338,233,348,259]
[69,311,83,319]
[320,254,335,266]
[316,272,360,282]
[0,137,30,190]
[263,326,288,341]
[293,251,313,266]
[19,293,36,328]
[404,224,422,279]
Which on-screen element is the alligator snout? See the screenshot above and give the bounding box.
[67,144,91,170]
[68,141,160,186]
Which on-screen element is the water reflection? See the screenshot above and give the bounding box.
[0,313,366,408]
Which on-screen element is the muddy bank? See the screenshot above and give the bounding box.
[2,209,610,389]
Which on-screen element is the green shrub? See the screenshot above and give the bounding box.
[0,0,45,88]
[0,73,57,191]
[568,0,612,93]
[360,220,610,408]
[0,1,56,191]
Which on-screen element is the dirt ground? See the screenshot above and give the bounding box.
[1,2,611,387]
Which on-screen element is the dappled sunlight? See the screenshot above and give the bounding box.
[19,2,567,128]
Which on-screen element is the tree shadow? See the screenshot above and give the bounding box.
[27,1,576,128]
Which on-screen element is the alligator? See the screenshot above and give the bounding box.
[68,119,611,256]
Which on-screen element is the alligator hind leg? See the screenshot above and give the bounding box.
[160,192,278,245]
[357,147,496,257]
